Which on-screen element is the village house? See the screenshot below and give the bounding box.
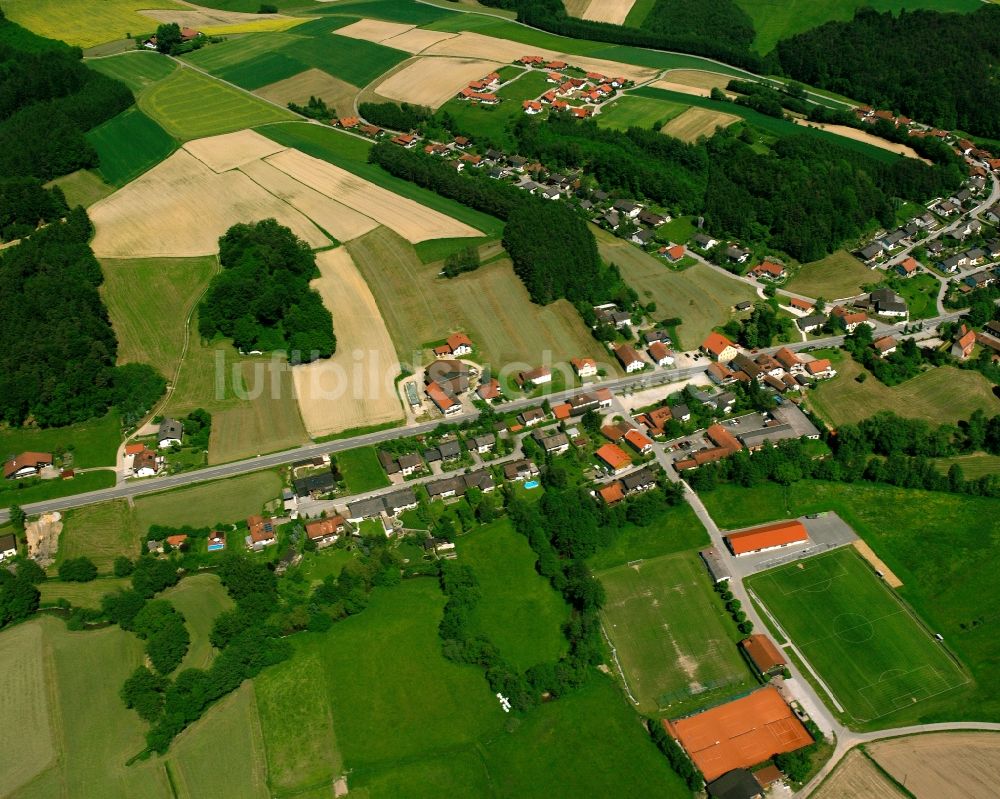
[206,530,226,552]
[624,428,654,454]
[896,256,919,278]
[612,199,642,219]
[425,439,462,463]
[831,306,873,332]
[951,326,977,360]
[426,469,495,501]
[726,245,751,264]
[518,407,547,426]
[602,421,631,442]
[517,366,552,387]
[595,304,632,329]
[858,242,885,264]
[293,471,335,499]
[749,260,786,280]
[614,343,646,373]
[245,515,278,551]
[670,403,691,422]
[423,537,457,559]
[862,288,908,318]
[648,340,674,367]
[432,332,473,358]
[631,228,655,246]
[700,332,739,363]
[3,451,53,480]
[571,357,598,378]
[873,336,897,358]
[774,347,803,374]
[391,132,419,148]
[659,243,686,263]
[157,418,183,448]
[635,406,673,436]
[131,447,161,478]
[533,429,570,455]
[503,459,539,481]
[691,232,718,250]
[595,443,632,474]
[805,358,836,379]
[305,516,345,548]
[477,378,502,401]
[788,297,814,314]
[469,434,496,454]
[707,362,735,385]
[0,533,17,561]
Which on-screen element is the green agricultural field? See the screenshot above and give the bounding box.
[258,122,504,237]
[85,51,177,94]
[748,548,968,726]
[734,0,981,54]
[808,357,997,427]
[787,249,880,299]
[316,0,458,25]
[588,501,708,572]
[0,412,120,468]
[46,169,114,208]
[134,470,282,530]
[56,500,140,573]
[38,576,130,609]
[167,684,269,799]
[0,471,115,510]
[596,95,688,131]
[934,453,1000,479]
[624,0,656,26]
[139,66,294,141]
[701,480,1000,722]
[182,31,305,74]
[100,256,218,379]
[457,518,570,670]
[346,226,612,369]
[215,51,307,91]
[86,106,176,185]
[293,34,409,87]
[595,227,755,349]
[0,0,186,48]
[336,446,390,494]
[599,552,754,714]
[161,573,234,671]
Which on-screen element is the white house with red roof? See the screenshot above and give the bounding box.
[700,333,738,363]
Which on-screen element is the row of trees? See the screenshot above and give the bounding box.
[358,101,432,131]
[0,208,166,427]
[198,220,335,361]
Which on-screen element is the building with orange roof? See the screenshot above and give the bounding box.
[124,442,146,456]
[774,347,801,371]
[805,358,835,378]
[595,443,632,473]
[660,243,686,262]
[166,534,188,548]
[523,100,543,114]
[624,428,654,454]
[598,482,624,504]
[741,634,787,676]
[896,256,919,277]
[571,357,598,377]
[638,406,673,436]
[648,340,674,367]
[725,520,808,556]
[789,297,813,312]
[553,402,572,420]
[425,381,461,415]
[305,516,346,546]
[665,686,812,781]
[700,332,738,362]
[3,451,53,480]
[707,423,742,454]
[951,328,976,360]
[433,332,473,357]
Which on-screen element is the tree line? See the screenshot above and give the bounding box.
[359,101,432,131]
[775,6,1000,139]
[198,220,335,362]
[0,209,165,427]
[0,176,69,243]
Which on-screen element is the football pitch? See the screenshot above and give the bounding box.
[748,548,968,725]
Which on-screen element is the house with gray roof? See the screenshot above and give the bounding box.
[157,418,183,448]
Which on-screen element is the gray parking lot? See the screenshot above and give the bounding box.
[728,512,859,576]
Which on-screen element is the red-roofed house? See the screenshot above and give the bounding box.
[571,357,598,378]
[246,516,278,550]
[166,534,188,548]
[805,359,835,378]
[749,260,787,280]
[546,60,567,69]
[519,55,544,65]
[615,344,646,373]
[659,244,686,263]
[596,443,632,474]
[391,133,418,148]
[477,378,502,401]
[3,451,52,480]
[426,381,462,416]
[598,482,624,505]
[571,107,591,119]
[896,256,919,278]
[874,336,897,358]
[306,516,346,547]
[517,366,552,387]
[433,332,473,357]
[648,340,674,367]
[700,332,738,362]
[707,424,743,454]
[624,428,654,454]
[338,116,360,129]
[553,402,572,420]
[523,100,543,114]
[951,328,976,360]
[789,297,814,312]
[774,347,802,373]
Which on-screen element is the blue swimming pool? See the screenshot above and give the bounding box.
[524,480,540,489]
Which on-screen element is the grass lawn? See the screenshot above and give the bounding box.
[734,0,982,54]
[0,470,117,510]
[161,573,234,671]
[38,576,130,608]
[0,412,120,468]
[134,470,282,530]
[56,500,140,574]
[86,106,177,185]
[598,552,754,714]
[787,249,879,300]
[595,227,755,349]
[0,0,185,48]
[258,122,503,237]
[139,66,294,141]
[435,71,551,149]
[891,273,939,320]
[658,214,697,245]
[701,480,1000,723]
[100,256,217,379]
[596,95,688,131]
[748,547,968,727]
[85,51,177,94]
[166,683,269,799]
[347,226,612,369]
[336,446,390,494]
[808,358,998,427]
[412,235,497,264]
[588,501,709,572]
[299,547,356,584]
[457,518,570,670]
[45,169,114,208]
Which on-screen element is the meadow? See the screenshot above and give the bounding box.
[0,0,185,48]
[599,552,754,714]
[55,500,140,573]
[807,356,997,427]
[0,411,120,468]
[701,480,1000,722]
[787,249,879,299]
[0,471,116,510]
[346,226,612,369]
[660,106,741,142]
[139,66,294,141]
[100,255,217,379]
[86,106,177,185]
[435,70,552,148]
[594,227,755,349]
[457,518,570,670]
[46,170,114,208]
[595,95,687,132]
[85,51,177,94]
[933,453,1000,479]
[588,501,708,572]
[748,548,968,726]
[38,576,130,608]
[336,446,391,494]
[892,273,939,319]
[134,470,282,530]
[161,573,234,671]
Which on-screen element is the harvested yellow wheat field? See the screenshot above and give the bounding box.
[293,248,402,437]
[426,30,561,63]
[662,69,734,92]
[813,749,904,799]
[254,68,359,116]
[580,0,636,26]
[182,129,286,174]
[793,119,929,161]
[139,7,294,28]
[373,55,505,109]
[335,17,414,42]
[381,27,458,54]
[265,148,482,242]
[239,158,378,242]
[869,733,1000,799]
[661,106,739,142]
[560,53,657,83]
[90,150,330,257]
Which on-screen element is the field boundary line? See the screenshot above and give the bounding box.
[747,587,845,713]
[600,619,638,706]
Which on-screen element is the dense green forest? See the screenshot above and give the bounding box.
[358,101,432,131]
[198,220,335,361]
[0,209,165,427]
[642,0,754,53]
[0,178,69,242]
[776,6,1000,138]
[0,10,133,181]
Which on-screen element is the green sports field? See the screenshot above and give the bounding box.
[86,106,176,185]
[748,548,968,725]
[599,552,754,714]
[138,66,294,141]
[596,95,688,132]
[335,446,390,494]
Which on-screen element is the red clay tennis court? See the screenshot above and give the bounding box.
[664,686,812,781]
